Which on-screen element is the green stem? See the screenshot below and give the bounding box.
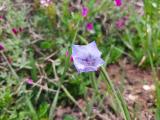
[72,20,80,44]
[61,84,87,116]
[49,88,60,120]
[90,72,99,94]
[101,67,131,120]
[1,52,19,79]
[26,95,39,120]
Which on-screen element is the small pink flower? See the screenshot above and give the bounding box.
[40,0,51,7]
[12,27,23,35]
[65,50,73,62]
[86,23,93,31]
[66,50,69,56]
[114,0,122,6]
[12,28,18,35]
[115,19,124,29]
[26,79,33,85]
[70,56,73,62]
[116,18,126,29]
[115,16,128,30]
[0,16,4,20]
[0,43,4,51]
[82,6,88,17]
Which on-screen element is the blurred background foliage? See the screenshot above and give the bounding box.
[0,0,160,119]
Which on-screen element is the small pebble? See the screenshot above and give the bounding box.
[143,84,155,91]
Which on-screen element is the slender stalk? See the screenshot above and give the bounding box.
[26,96,39,120]
[32,82,57,93]
[91,72,99,93]
[148,51,160,120]
[61,84,87,116]
[101,67,131,120]
[71,20,80,44]
[49,88,60,120]
[1,51,19,79]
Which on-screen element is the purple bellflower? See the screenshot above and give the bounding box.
[72,41,105,73]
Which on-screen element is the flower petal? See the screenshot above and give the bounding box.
[72,41,105,73]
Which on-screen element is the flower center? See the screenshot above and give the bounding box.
[78,54,96,66]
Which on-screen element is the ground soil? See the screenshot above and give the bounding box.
[107,59,155,120]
